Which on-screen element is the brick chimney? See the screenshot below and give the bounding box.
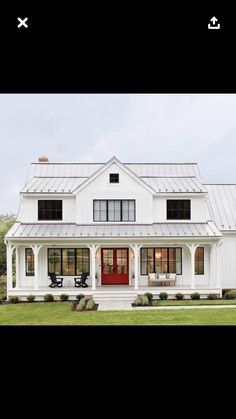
[38,156,49,162]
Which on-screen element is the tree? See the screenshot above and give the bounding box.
[0,215,16,276]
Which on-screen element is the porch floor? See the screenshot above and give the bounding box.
[8,285,222,300]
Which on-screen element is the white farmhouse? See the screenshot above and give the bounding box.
[5,156,236,300]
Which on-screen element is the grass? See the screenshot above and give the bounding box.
[1,302,236,325]
[151,299,236,306]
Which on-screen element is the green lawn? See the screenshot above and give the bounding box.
[1,302,236,325]
[151,299,236,306]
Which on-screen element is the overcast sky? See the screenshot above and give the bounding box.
[1,94,236,214]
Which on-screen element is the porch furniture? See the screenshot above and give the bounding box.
[148,273,177,286]
[74,272,89,288]
[49,272,64,288]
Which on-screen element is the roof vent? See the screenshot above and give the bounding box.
[38,156,49,162]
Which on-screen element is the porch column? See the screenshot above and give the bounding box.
[131,244,141,291]
[89,245,99,291]
[216,240,223,289]
[209,243,216,287]
[15,246,20,288]
[6,244,14,290]
[187,244,198,289]
[31,245,42,290]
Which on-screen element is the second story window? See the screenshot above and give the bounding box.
[109,173,119,183]
[38,200,62,220]
[93,200,135,222]
[167,200,191,220]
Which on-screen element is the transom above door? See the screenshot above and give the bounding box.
[101,248,129,285]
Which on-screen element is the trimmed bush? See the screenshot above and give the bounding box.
[8,296,19,304]
[60,294,69,301]
[207,293,219,300]
[76,294,85,301]
[141,295,150,306]
[144,292,153,302]
[27,294,35,303]
[133,296,143,306]
[1,294,7,301]
[224,290,236,300]
[86,299,95,311]
[191,292,200,300]
[44,294,54,302]
[159,292,168,300]
[77,297,87,311]
[222,289,231,297]
[175,293,184,300]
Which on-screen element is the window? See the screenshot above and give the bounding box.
[38,200,62,220]
[195,247,204,275]
[167,200,191,220]
[62,249,76,276]
[140,247,182,275]
[48,248,90,276]
[93,200,135,222]
[25,248,34,276]
[76,248,90,274]
[109,173,119,183]
[48,249,62,275]
[94,200,107,221]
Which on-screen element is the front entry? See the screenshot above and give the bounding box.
[101,248,129,285]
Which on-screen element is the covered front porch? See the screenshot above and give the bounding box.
[5,238,223,298]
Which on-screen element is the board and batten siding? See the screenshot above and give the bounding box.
[220,234,236,288]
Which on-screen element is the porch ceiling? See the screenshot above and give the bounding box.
[6,221,222,240]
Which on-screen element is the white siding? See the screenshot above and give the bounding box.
[17,196,76,223]
[76,162,153,224]
[153,195,208,223]
[221,234,236,288]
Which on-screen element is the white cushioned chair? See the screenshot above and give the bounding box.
[148,273,177,286]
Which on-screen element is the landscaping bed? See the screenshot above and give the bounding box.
[132,292,236,307]
[71,301,99,311]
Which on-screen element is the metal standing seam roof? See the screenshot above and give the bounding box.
[27,162,202,181]
[141,177,206,193]
[6,221,222,239]
[21,177,87,193]
[23,160,204,194]
[205,184,236,231]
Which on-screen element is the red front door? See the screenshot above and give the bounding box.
[101,248,129,285]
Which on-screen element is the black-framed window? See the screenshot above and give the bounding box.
[109,173,119,183]
[25,248,34,276]
[140,247,182,275]
[195,247,204,275]
[167,200,191,220]
[38,200,62,220]
[93,200,135,222]
[48,248,90,276]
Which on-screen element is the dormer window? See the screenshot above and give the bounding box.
[167,200,191,220]
[38,200,62,220]
[109,173,119,183]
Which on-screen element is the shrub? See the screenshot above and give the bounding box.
[27,294,35,303]
[1,294,7,301]
[86,299,95,311]
[141,295,150,306]
[44,294,54,302]
[144,292,153,302]
[207,293,219,300]
[76,294,85,301]
[175,293,184,300]
[191,292,200,300]
[133,296,143,306]
[159,292,168,300]
[224,290,236,300]
[60,294,69,301]
[77,297,87,311]
[8,296,19,304]
[222,289,231,297]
